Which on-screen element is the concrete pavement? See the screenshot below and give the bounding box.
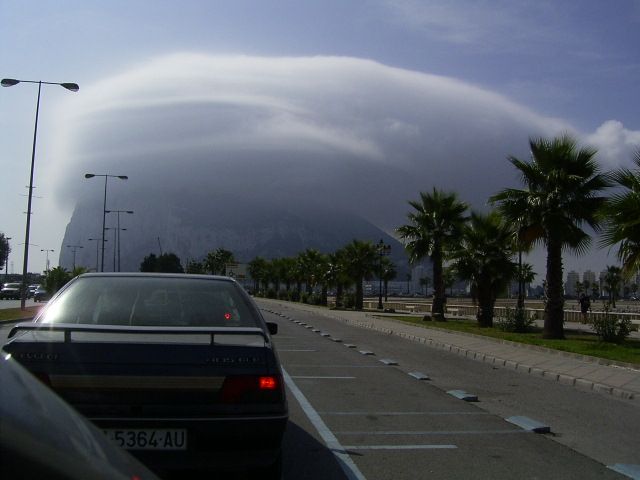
[259,299,640,401]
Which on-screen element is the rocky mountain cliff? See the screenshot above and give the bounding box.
[59,191,407,273]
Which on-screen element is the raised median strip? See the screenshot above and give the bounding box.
[608,464,640,479]
[379,359,398,365]
[408,371,430,380]
[505,416,550,434]
[359,350,375,356]
[447,390,478,402]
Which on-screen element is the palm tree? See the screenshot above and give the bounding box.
[326,250,349,308]
[600,149,640,279]
[341,239,378,310]
[380,258,397,302]
[397,189,468,320]
[204,248,235,275]
[297,249,325,295]
[451,211,518,327]
[248,256,269,293]
[419,276,431,297]
[516,262,536,300]
[604,265,622,307]
[491,135,610,339]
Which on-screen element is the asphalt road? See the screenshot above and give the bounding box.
[2,302,638,479]
[261,302,638,480]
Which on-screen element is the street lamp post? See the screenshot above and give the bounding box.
[40,248,54,272]
[105,210,133,272]
[377,239,391,310]
[87,238,103,272]
[105,228,127,272]
[66,245,83,271]
[4,237,11,281]
[84,174,128,272]
[2,78,79,309]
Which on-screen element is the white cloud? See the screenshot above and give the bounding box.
[585,120,640,167]
[46,53,578,232]
[41,52,640,277]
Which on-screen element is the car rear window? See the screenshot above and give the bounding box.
[39,276,260,328]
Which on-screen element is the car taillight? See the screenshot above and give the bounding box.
[220,375,282,403]
[259,376,278,390]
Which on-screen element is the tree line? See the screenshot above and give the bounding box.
[23,134,640,343]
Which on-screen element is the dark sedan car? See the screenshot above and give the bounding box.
[3,273,288,478]
[0,282,22,300]
[33,285,50,302]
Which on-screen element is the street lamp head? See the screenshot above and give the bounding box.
[60,83,79,92]
[1,78,20,87]
[84,173,95,179]
[118,175,128,180]
[126,210,134,214]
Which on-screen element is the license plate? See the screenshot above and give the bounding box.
[103,429,187,450]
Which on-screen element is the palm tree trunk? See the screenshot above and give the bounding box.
[543,236,565,339]
[431,249,445,320]
[336,284,343,308]
[476,281,495,328]
[356,279,364,310]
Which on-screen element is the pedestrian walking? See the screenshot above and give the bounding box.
[579,293,591,324]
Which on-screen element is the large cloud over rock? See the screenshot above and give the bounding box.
[51,53,580,268]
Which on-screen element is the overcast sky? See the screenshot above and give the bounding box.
[1,0,639,279]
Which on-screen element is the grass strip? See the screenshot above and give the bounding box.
[385,315,640,366]
[0,306,42,323]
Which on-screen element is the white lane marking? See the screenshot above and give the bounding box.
[282,368,368,480]
[278,349,317,352]
[335,430,529,436]
[342,445,457,450]
[284,364,386,368]
[318,411,491,416]
[291,376,356,379]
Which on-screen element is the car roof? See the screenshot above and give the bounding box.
[76,272,237,282]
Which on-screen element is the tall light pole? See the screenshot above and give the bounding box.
[105,227,127,272]
[105,210,133,272]
[88,238,102,272]
[2,78,79,309]
[40,248,54,272]
[66,245,83,271]
[377,239,391,310]
[84,174,128,272]
[4,237,11,282]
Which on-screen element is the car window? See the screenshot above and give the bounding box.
[39,276,259,328]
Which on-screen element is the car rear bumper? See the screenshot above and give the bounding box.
[92,413,288,470]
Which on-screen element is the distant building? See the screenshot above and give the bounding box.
[565,270,580,297]
[583,270,597,296]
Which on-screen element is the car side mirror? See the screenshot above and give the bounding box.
[266,322,278,335]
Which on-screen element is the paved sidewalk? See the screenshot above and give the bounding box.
[259,299,640,401]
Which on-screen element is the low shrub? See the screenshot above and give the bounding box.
[289,290,301,302]
[592,308,633,343]
[496,307,535,333]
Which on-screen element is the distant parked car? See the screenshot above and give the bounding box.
[33,285,50,302]
[4,273,288,477]
[27,284,40,298]
[0,283,22,300]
